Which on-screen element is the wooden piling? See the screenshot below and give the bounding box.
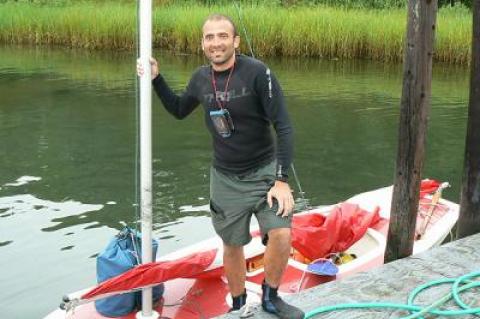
[385,0,438,263]
[457,0,480,238]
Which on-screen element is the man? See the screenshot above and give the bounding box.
[138,14,304,319]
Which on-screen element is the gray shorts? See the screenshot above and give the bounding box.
[209,161,292,246]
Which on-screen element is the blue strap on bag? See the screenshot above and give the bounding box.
[95,227,164,317]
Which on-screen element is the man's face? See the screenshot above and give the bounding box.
[202,19,240,66]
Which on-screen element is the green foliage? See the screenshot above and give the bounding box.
[276,0,405,9]
[288,0,472,9]
[0,0,473,9]
[0,2,472,63]
[439,0,473,9]
[0,0,73,5]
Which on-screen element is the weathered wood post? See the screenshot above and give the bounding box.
[457,0,480,238]
[385,0,438,263]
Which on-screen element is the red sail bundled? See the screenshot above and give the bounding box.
[82,249,216,300]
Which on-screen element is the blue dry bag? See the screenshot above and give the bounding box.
[95,227,164,317]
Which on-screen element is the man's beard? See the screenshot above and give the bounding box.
[208,51,234,65]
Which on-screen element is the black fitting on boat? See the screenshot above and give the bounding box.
[60,295,71,310]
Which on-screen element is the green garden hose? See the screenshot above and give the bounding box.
[305,270,480,318]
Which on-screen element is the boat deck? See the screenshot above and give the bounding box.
[219,233,480,319]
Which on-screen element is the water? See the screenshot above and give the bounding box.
[0,45,469,318]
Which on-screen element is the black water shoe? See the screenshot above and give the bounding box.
[229,290,247,312]
[261,281,304,319]
[229,291,254,318]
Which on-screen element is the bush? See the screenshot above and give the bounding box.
[0,0,472,9]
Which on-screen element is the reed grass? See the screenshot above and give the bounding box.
[0,2,472,64]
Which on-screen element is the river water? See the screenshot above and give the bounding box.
[0,45,469,318]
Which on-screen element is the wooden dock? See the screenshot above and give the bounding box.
[220,233,480,319]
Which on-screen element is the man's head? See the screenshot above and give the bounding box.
[202,14,240,70]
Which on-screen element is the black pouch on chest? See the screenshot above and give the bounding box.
[209,109,234,138]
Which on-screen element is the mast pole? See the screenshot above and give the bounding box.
[138,0,157,318]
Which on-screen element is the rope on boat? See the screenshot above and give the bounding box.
[304,270,480,318]
[233,0,255,59]
[60,284,160,313]
[133,0,142,234]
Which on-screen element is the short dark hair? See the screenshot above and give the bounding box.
[202,14,238,37]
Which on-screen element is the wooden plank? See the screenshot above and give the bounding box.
[457,0,480,238]
[219,233,480,319]
[386,0,438,262]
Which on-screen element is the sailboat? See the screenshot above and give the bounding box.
[45,180,459,319]
[44,2,460,319]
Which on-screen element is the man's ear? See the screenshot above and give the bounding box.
[234,36,240,49]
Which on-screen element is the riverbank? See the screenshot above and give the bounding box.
[0,3,472,63]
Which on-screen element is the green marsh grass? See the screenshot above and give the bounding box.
[0,2,472,63]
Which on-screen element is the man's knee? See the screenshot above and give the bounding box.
[223,243,244,259]
[267,228,291,245]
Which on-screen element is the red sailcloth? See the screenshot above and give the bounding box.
[291,202,382,261]
[291,179,442,261]
[420,179,440,198]
[81,249,217,300]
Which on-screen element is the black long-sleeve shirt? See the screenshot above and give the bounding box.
[152,54,293,177]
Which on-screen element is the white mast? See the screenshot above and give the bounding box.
[137,0,158,318]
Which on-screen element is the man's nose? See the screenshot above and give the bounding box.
[212,36,222,46]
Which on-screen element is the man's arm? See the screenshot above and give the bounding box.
[138,57,200,119]
[255,66,294,180]
[152,74,200,119]
[255,66,295,217]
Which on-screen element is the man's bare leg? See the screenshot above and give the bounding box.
[264,228,291,287]
[262,227,304,319]
[223,243,246,297]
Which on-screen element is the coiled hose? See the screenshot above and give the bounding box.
[305,270,480,318]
